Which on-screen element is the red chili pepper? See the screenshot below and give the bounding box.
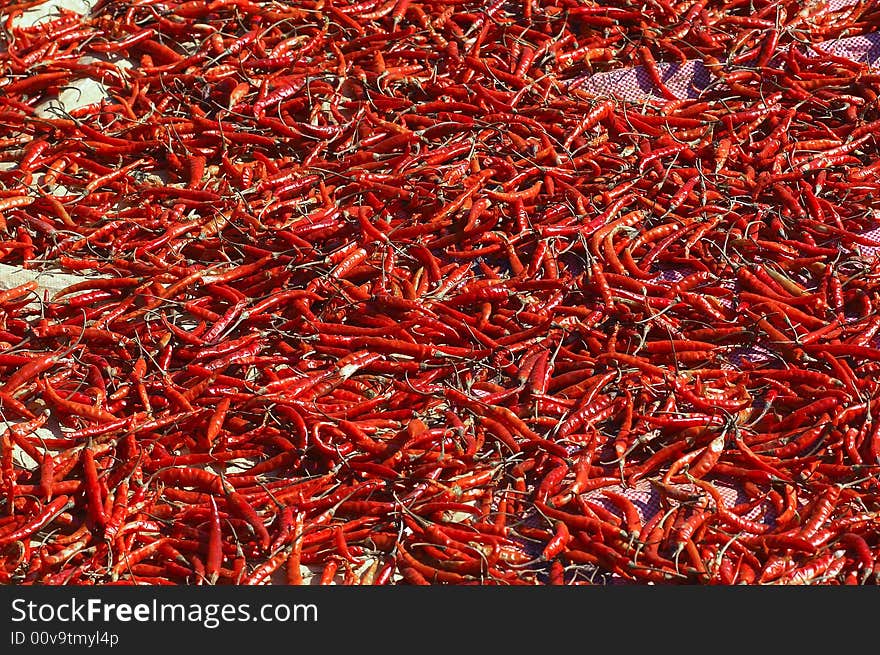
[0,496,72,546]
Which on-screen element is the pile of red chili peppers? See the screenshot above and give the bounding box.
[0,0,879,585]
